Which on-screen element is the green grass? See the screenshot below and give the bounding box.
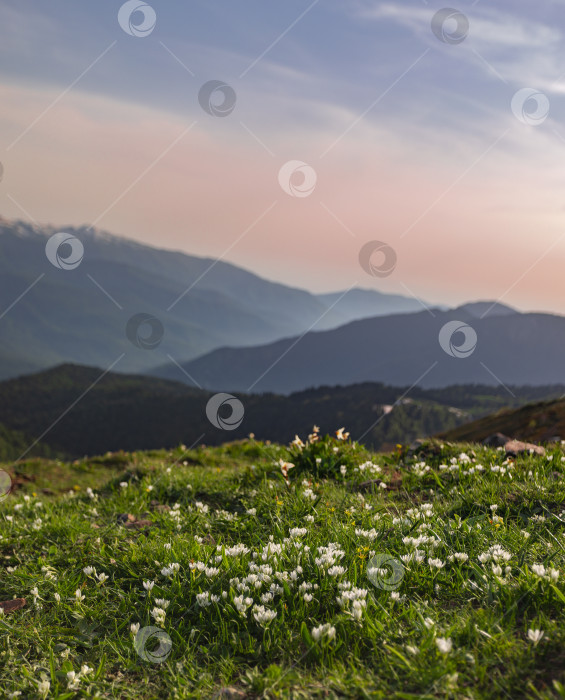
[1,433,565,698]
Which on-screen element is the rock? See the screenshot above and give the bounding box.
[356,479,382,492]
[211,689,246,699]
[124,519,154,529]
[407,440,442,457]
[153,505,170,513]
[504,439,545,457]
[408,439,426,452]
[482,433,511,447]
[0,598,26,614]
[116,513,135,523]
[150,501,170,513]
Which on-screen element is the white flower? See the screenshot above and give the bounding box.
[304,515,315,523]
[75,589,85,603]
[423,617,435,629]
[54,593,61,603]
[151,607,166,625]
[351,600,364,620]
[531,564,559,582]
[340,465,347,476]
[289,527,307,537]
[120,482,128,488]
[447,553,468,563]
[406,645,419,655]
[303,593,313,602]
[196,592,212,607]
[154,598,170,609]
[83,566,96,576]
[428,558,445,569]
[143,580,155,591]
[234,595,253,616]
[161,562,180,577]
[311,623,336,642]
[96,572,109,584]
[130,623,140,636]
[80,664,93,676]
[527,628,544,645]
[252,604,277,626]
[246,508,257,516]
[37,680,50,697]
[67,671,79,689]
[435,637,453,654]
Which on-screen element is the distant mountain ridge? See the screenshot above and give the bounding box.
[151,303,565,394]
[0,217,429,380]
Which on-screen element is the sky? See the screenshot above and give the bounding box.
[1,0,565,313]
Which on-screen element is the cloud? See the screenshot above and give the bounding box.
[361,3,560,49]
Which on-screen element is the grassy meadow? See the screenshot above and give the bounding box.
[1,430,565,698]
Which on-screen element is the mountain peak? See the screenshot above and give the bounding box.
[453,301,518,319]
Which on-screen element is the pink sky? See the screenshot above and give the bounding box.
[2,82,565,314]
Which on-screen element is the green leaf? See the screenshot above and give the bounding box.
[300,621,313,648]
[384,644,413,670]
[94,654,106,682]
[551,584,565,605]
[49,649,57,686]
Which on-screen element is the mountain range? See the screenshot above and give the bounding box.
[0,217,428,381]
[152,302,565,394]
[3,217,565,398]
[1,364,563,459]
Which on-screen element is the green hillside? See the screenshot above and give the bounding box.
[1,433,565,698]
[439,398,565,444]
[1,364,564,459]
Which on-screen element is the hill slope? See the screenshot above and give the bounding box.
[0,364,563,458]
[1,437,565,698]
[439,397,565,444]
[155,304,565,393]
